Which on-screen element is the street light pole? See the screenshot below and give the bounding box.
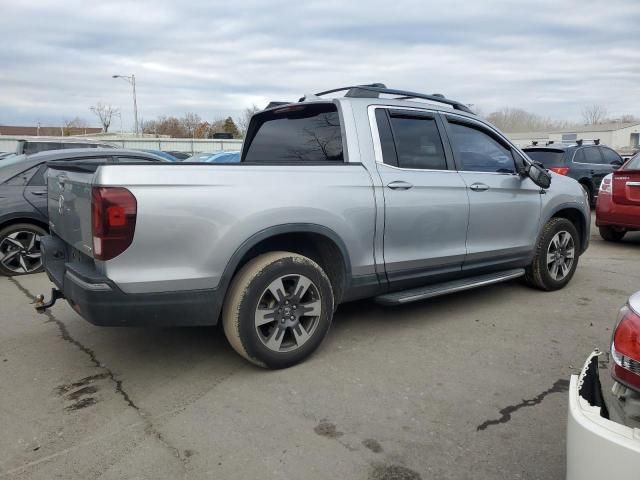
[112,74,139,136]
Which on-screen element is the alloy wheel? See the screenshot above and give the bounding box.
[254,274,322,353]
[546,231,575,281]
[0,230,42,274]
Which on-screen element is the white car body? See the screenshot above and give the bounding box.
[567,350,640,479]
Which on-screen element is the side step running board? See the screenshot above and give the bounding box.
[374,268,525,306]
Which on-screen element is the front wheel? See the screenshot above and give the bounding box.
[222,251,334,369]
[599,226,626,242]
[525,218,580,291]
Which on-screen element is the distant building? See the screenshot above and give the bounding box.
[0,125,102,136]
[508,122,640,154]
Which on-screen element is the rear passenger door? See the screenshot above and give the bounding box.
[23,164,49,217]
[441,115,542,270]
[371,107,469,285]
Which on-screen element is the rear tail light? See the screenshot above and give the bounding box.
[599,173,613,195]
[549,167,569,175]
[611,300,640,392]
[91,187,137,261]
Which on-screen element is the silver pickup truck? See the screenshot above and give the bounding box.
[39,85,590,368]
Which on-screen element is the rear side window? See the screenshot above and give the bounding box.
[582,147,603,164]
[243,103,343,162]
[448,121,516,173]
[523,149,566,168]
[27,165,47,186]
[6,166,39,186]
[388,115,447,170]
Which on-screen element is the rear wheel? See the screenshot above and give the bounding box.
[0,223,46,276]
[525,218,579,291]
[599,226,626,242]
[222,251,334,369]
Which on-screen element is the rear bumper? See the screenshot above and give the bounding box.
[596,194,640,229]
[41,235,222,327]
[566,351,640,480]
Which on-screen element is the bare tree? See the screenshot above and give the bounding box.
[90,102,119,133]
[485,107,571,132]
[182,112,202,138]
[582,104,608,125]
[62,117,89,136]
[236,104,261,137]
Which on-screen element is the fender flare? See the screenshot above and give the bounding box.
[217,223,353,300]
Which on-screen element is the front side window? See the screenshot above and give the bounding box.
[388,115,447,170]
[582,147,603,164]
[448,121,516,173]
[600,147,622,165]
[243,103,343,162]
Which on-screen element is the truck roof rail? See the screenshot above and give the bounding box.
[309,84,475,114]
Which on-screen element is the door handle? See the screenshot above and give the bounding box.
[31,191,47,196]
[469,183,490,192]
[387,181,413,190]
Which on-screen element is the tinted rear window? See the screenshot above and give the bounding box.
[243,104,343,162]
[524,149,566,167]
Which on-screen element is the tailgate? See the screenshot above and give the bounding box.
[613,170,640,206]
[47,163,96,257]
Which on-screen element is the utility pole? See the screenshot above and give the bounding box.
[112,74,139,136]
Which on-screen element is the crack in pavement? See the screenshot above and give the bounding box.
[7,277,187,470]
[476,378,570,431]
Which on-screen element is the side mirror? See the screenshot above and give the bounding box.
[528,162,552,189]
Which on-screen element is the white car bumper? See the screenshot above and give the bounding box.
[567,351,640,479]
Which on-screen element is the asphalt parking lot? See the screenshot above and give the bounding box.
[1,215,638,480]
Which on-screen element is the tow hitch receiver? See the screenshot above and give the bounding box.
[33,288,65,313]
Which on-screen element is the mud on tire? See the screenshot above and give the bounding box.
[222,251,334,369]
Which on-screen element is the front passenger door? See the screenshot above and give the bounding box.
[372,107,469,286]
[442,116,542,271]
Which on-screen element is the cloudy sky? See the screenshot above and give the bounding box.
[1,0,639,130]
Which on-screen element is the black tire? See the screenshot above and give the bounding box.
[525,218,580,291]
[599,226,626,242]
[0,223,47,276]
[222,251,334,369]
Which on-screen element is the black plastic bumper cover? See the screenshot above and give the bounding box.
[41,235,222,327]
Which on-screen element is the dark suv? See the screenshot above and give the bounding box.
[523,142,624,205]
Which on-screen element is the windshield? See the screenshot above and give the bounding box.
[523,149,566,168]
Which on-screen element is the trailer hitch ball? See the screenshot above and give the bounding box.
[33,288,65,313]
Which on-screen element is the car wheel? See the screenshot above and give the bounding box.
[525,218,580,291]
[599,226,626,242]
[0,223,46,276]
[222,251,334,369]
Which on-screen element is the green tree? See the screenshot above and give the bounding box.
[222,117,240,138]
